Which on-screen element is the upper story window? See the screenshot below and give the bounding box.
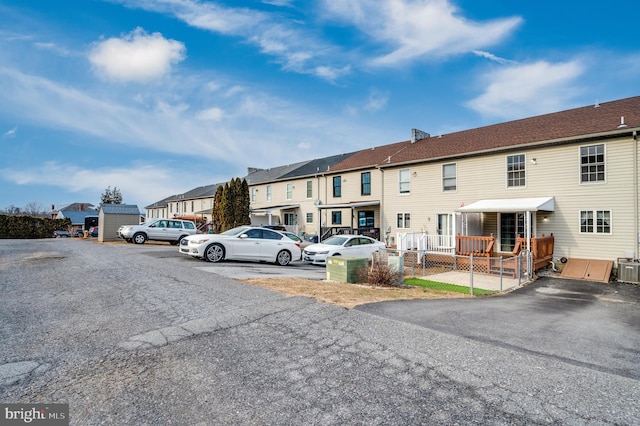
[580,210,611,234]
[399,169,410,194]
[333,176,342,197]
[286,183,293,200]
[306,180,313,199]
[442,163,456,191]
[580,144,605,183]
[266,185,272,202]
[251,188,257,203]
[507,154,526,187]
[306,212,313,223]
[361,172,371,196]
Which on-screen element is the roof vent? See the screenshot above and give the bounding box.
[411,128,430,143]
[618,116,628,128]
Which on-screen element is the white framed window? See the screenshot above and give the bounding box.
[397,213,411,229]
[399,169,410,194]
[306,212,313,223]
[580,144,605,183]
[580,210,611,234]
[251,188,257,202]
[306,180,313,199]
[286,183,293,200]
[266,185,272,202]
[442,163,457,192]
[506,154,526,187]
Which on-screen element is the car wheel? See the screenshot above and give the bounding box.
[133,233,147,244]
[125,239,132,243]
[205,243,225,262]
[275,250,292,266]
[169,240,178,246]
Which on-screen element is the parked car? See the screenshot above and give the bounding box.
[89,227,98,237]
[282,231,312,249]
[53,230,70,238]
[179,226,301,266]
[74,229,85,237]
[117,219,197,245]
[262,224,286,231]
[302,235,386,265]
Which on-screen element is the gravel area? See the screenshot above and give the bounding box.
[1,239,638,424]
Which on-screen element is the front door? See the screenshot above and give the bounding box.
[500,213,524,252]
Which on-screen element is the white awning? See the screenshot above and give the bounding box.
[250,204,299,214]
[317,201,380,210]
[456,197,554,213]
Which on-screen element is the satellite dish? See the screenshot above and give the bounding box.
[313,199,322,206]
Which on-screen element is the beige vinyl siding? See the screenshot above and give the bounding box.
[382,136,637,261]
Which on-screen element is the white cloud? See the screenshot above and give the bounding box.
[364,89,389,112]
[0,161,207,207]
[322,0,522,66]
[196,107,224,121]
[119,0,347,81]
[473,50,516,65]
[88,27,186,82]
[3,126,17,138]
[466,60,585,119]
[0,66,383,171]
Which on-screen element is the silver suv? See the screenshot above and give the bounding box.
[117,219,197,245]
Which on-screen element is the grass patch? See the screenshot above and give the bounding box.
[404,277,498,296]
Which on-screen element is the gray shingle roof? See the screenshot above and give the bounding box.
[100,204,140,215]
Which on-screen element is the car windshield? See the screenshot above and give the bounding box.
[221,226,251,236]
[322,236,349,246]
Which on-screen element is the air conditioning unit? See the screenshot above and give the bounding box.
[618,260,640,283]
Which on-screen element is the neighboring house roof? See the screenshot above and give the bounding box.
[100,204,140,215]
[245,160,311,185]
[386,96,640,166]
[329,141,413,172]
[57,209,99,225]
[168,183,221,202]
[60,202,96,211]
[278,152,358,178]
[145,194,178,210]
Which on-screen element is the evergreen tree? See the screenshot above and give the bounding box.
[212,185,224,233]
[101,186,123,204]
[239,178,251,225]
[221,182,234,231]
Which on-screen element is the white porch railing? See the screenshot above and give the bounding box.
[396,232,455,254]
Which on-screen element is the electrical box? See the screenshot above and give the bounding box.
[326,256,368,283]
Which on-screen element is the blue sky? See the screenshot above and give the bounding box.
[1,0,639,211]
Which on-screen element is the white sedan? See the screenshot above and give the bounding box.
[302,235,386,265]
[179,226,301,266]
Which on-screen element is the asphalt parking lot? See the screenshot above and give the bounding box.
[1,239,639,424]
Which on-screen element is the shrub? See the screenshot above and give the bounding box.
[359,262,403,287]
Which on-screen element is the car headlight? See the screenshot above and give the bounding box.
[124,226,133,232]
[191,238,211,244]
[316,250,329,255]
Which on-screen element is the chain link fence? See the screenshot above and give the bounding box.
[375,249,533,295]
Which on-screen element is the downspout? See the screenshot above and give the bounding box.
[635,130,639,259]
[379,167,385,244]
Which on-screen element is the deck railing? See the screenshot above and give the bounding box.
[456,233,495,257]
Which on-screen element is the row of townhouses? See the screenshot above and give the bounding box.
[146,96,640,267]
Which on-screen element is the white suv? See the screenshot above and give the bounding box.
[117,219,197,245]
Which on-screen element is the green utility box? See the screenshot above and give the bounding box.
[326,256,368,283]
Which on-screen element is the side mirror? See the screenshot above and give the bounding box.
[239,234,248,239]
